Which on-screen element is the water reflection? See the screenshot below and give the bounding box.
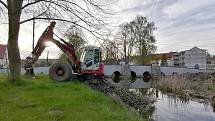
[131,88,215,121]
[212,103,215,112]
[129,88,156,121]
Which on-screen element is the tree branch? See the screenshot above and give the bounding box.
[0,0,7,9]
[19,17,101,37]
[21,0,45,10]
[57,0,103,23]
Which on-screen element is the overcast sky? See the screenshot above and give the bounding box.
[0,0,215,59]
[115,0,215,54]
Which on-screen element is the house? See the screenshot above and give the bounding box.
[184,47,207,69]
[0,44,7,67]
[151,52,177,67]
[153,47,207,69]
[173,51,185,68]
[207,55,215,70]
[175,47,207,69]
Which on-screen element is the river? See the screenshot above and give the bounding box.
[152,91,215,121]
[131,88,215,121]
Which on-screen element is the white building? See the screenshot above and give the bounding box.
[0,44,7,67]
[183,47,207,69]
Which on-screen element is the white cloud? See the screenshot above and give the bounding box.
[163,0,215,18]
[116,0,149,10]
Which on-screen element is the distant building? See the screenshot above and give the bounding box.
[207,55,215,70]
[35,59,59,67]
[21,59,59,67]
[184,47,207,69]
[151,52,177,67]
[173,51,185,68]
[0,44,7,67]
[173,52,180,67]
[153,47,207,69]
[174,47,207,69]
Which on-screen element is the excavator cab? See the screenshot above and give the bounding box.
[80,47,104,77]
[80,47,101,70]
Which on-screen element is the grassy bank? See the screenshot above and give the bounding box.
[0,74,142,121]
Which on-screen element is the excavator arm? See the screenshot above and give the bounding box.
[51,38,81,73]
[25,22,81,75]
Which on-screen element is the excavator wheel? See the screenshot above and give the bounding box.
[49,63,72,81]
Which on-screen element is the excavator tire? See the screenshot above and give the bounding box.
[49,63,72,81]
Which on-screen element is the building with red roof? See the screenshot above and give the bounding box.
[0,44,7,67]
[151,52,177,66]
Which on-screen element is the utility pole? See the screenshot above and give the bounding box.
[46,51,49,63]
[123,34,127,63]
[32,18,35,51]
[116,42,119,63]
[46,51,49,66]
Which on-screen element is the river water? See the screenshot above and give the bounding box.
[131,88,215,121]
[152,91,215,121]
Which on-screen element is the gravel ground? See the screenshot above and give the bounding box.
[85,78,154,111]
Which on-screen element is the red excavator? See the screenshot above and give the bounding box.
[24,22,104,81]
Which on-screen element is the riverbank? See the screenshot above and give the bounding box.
[0,74,143,121]
[155,75,215,104]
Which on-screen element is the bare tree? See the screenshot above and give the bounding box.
[114,15,156,65]
[0,0,112,82]
[131,16,156,64]
[59,26,87,62]
[118,22,137,63]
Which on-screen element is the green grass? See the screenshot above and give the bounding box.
[0,74,141,121]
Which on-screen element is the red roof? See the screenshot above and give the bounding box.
[153,52,177,59]
[0,44,7,59]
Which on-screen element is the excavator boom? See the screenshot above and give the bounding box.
[25,22,81,74]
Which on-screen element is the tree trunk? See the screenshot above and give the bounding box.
[7,0,23,82]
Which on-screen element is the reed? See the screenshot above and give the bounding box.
[156,75,215,94]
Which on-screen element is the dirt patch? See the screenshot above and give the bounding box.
[19,102,37,109]
[49,107,64,115]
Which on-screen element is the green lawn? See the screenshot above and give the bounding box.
[0,74,141,121]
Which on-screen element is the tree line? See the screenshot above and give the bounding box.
[103,15,157,65]
[62,15,157,65]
